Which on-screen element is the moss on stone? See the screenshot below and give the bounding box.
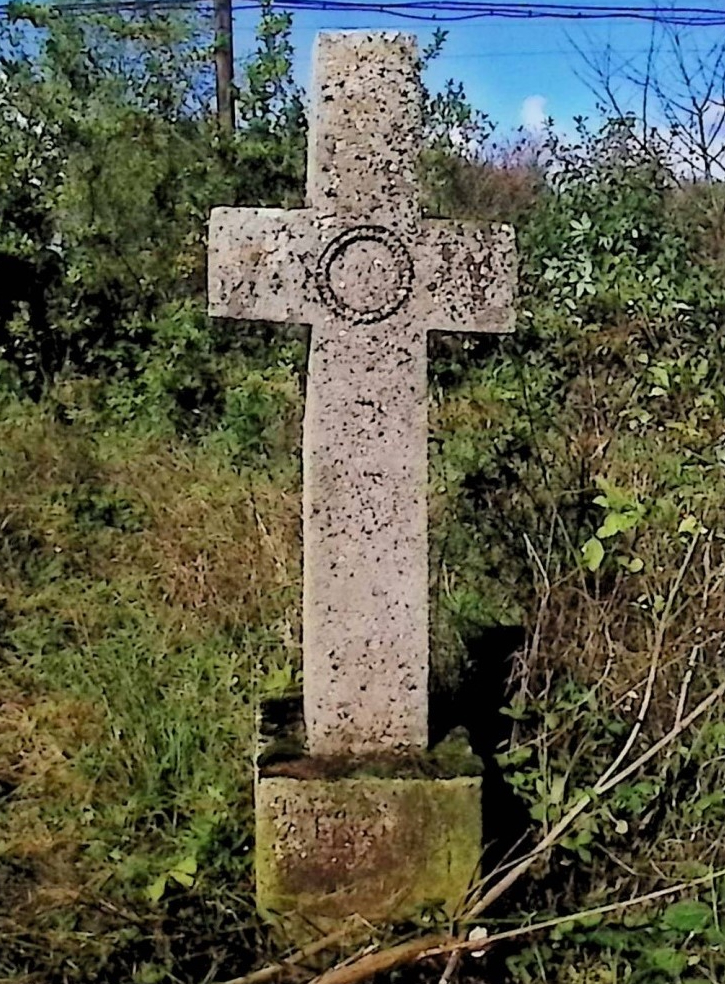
[260,726,483,780]
[256,775,482,930]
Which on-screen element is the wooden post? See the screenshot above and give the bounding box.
[214,0,235,130]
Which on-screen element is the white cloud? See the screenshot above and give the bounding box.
[521,95,547,130]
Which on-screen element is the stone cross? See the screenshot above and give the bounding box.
[209,31,515,759]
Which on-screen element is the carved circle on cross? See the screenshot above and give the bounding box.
[315,225,414,323]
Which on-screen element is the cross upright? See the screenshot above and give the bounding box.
[209,31,516,759]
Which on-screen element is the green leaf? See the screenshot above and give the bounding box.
[678,515,703,536]
[550,919,576,939]
[530,802,546,821]
[500,703,529,721]
[173,856,198,875]
[596,513,622,538]
[619,555,644,573]
[662,900,713,933]
[650,364,670,389]
[170,870,195,889]
[596,511,639,538]
[147,873,167,903]
[575,912,603,929]
[649,947,688,977]
[495,746,532,768]
[692,791,725,816]
[582,537,604,572]
[549,774,566,805]
[169,856,197,889]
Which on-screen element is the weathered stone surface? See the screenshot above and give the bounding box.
[208,212,514,332]
[307,32,420,226]
[208,31,516,758]
[256,776,482,923]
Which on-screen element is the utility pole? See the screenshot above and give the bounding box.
[214,0,235,130]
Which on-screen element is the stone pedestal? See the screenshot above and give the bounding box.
[256,776,482,926]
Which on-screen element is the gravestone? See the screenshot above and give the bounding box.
[209,31,516,925]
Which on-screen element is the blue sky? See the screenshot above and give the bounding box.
[231,2,724,133]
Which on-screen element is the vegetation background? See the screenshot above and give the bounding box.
[2,3,725,981]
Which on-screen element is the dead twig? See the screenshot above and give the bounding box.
[304,673,725,984]
[310,935,452,984]
[675,535,712,727]
[675,643,700,728]
[424,866,725,960]
[310,865,725,984]
[224,671,725,984]
[216,923,364,984]
[597,533,697,792]
[437,950,461,984]
[468,539,700,920]
[468,672,725,919]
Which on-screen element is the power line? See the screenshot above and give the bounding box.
[4,0,725,24]
[278,1,725,26]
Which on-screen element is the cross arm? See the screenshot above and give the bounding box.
[208,206,317,324]
[414,221,516,334]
